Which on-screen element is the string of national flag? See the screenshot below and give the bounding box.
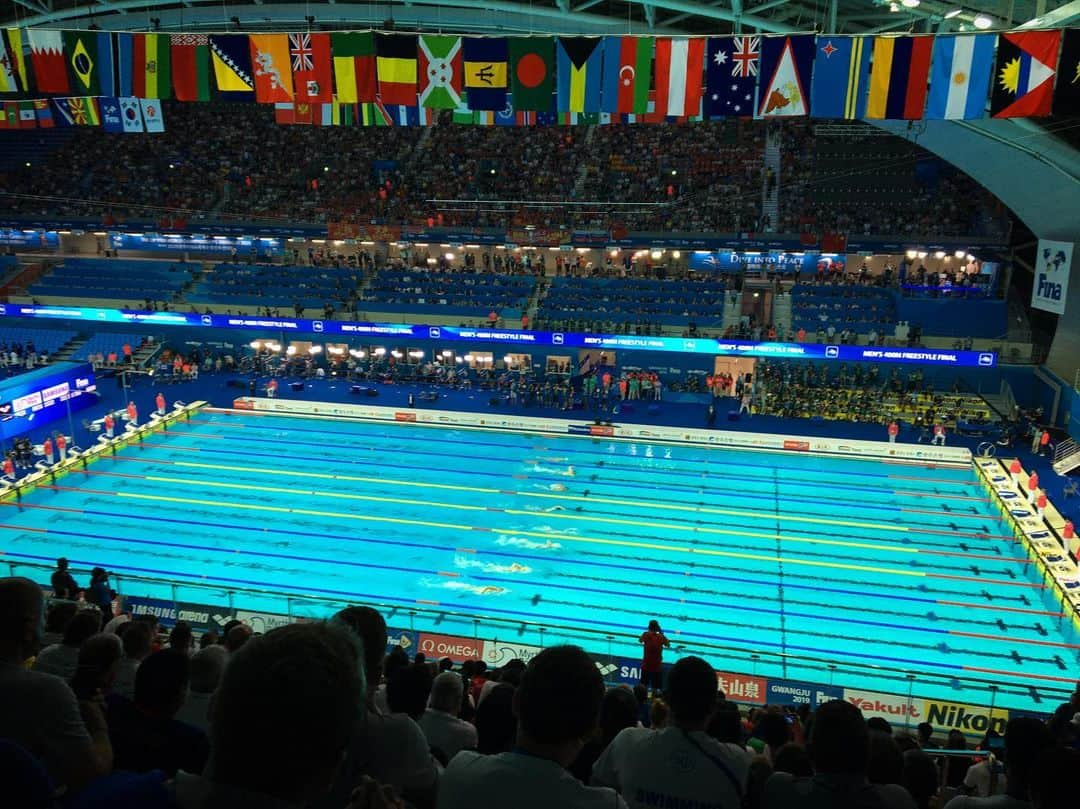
[0,28,1077,130]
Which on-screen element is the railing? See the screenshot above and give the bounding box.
[6,557,1071,716]
[1052,438,1080,475]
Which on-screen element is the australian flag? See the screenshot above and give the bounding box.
[705,36,759,118]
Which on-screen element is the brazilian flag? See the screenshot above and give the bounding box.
[64,30,114,96]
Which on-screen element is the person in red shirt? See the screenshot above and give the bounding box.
[1039,429,1051,456]
[56,434,67,460]
[887,421,899,444]
[639,619,670,695]
[42,437,54,464]
[126,401,138,426]
[104,412,115,438]
[2,455,15,480]
[155,392,167,416]
[931,423,946,446]
[267,378,279,399]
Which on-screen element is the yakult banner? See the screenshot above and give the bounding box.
[1031,239,1073,315]
[844,689,922,727]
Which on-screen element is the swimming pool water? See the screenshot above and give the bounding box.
[2,408,1076,712]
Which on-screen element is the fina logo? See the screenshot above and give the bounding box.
[825,345,840,358]
[1036,244,1069,304]
[312,320,324,333]
[201,315,213,325]
[0,304,5,315]
[552,333,564,345]
[429,327,441,339]
[978,353,994,366]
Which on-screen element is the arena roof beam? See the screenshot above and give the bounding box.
[8,0,692,34]
[621,0,795,31]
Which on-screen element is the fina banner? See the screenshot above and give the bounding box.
[1031,239,1073,315]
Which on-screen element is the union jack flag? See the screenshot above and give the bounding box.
[732,36,760,78]
[289,33,314,72]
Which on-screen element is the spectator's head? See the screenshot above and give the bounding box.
[665,656,717,728]
[598,686,639,747]
[867,716,893,736]
[867,729,904,786]
[756,711,792,753]
[224,623,253,653]
[947,729,967,749]
[809,700,869,776]
[44,600,78,637]
[122,619,153,661]
[1003,716,1051,790]
[134,649,190,719]
[62,609,100,648]
[707,701,742,744]
[387,662,433,720]
[915,722,935,746]
[902,749,939,809]
[199,631,218,649]
[514,645,603,764]
[438,656,454,672]
[647,619,661,632]
[219,619,242,641]
[430,670,465,714]
[1030,746,1080,809]
[332,605,386,696]
[475,682,517,754]
[774,742,814,777]
[650,698,670,729]
[55,557,69,572]
[70,632,123,698]
[0,577,43,662]
[169,621,194,653]
[209,622,364,804]
[189,644,228,695]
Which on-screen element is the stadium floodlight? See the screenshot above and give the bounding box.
[651,250,663,260]
[944,8,963,18]
[917,251,928,259]
[906,249,918,259]
[444,252,455,261]
[934,251,946,259]
[391,350,403,359]
[954,250,966,259]
[901,0,920,7]
[441,350,453,358]
[308,345,323,355]
[973,14,993,28]
[374,348,387,356]
[672,250,681,259]
[249,341,262,350]
[286,345,297,356]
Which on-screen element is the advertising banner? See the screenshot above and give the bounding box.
[766,679,843,708]
[416,632,484,661]
[1031,239,1072,315]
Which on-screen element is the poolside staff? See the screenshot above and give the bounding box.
[126,401,138,426]
[104,413,115,438]
[1040,429,1051,456]
[931,423,946,446]
[155,392,166,416]
[887,420,899,444]
[56,434,67,461]
[1064,521,1075,542]
[1027,472,1039,504]
[267,378,279,398]
[1036,493,1047,518]
[42,437,54,465]
[2,456,14,481]
[1009,458,1022,484]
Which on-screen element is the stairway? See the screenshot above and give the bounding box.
[52,335,90,363]
[760,129,781,232]
[1052,438,1080,476]
[571,126,599,199]
[771,291,792,335]
[723,292,743,326]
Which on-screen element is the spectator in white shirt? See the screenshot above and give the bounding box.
[31,609,100,680]
[174,644,227,734]
[420,671,478,763]
[593,656,748,809]
[440,645,626,809]
[111,619,153,701]
[943,718,1052,809]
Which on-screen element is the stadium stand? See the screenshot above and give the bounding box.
[0,327,78,372]
[791,283,897,341]
[25,258,191,305]
[185,263,363,312]
[359,266,537,320]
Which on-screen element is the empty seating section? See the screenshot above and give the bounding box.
[791,284,896,336]
[186,264,362,310]
[360,269,536,318]
[538,276,726,328]
[70,332,144,363]
[0,327,77,358]
[27,258,191,301]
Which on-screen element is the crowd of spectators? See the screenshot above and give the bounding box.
[2,574,1078,809]
[776,124,1007,239]
[751,359,995,430]
[0,105,1005,240]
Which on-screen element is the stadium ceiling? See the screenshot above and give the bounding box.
[3,0,1078,36]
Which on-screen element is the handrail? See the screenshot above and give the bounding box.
[8,557,1070,710]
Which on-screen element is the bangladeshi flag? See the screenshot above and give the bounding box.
[508,37,553,112]
[170,33,211,102]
